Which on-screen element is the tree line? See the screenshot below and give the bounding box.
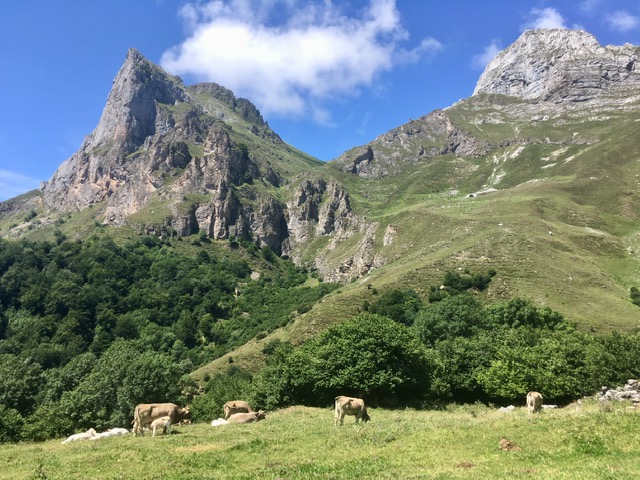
[0,234,336,442]
[1,233,638,442]
[191,271,640,421]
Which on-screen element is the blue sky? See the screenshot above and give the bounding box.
[1,0,640,201]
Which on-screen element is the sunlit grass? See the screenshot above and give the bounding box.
[2,400,639,479]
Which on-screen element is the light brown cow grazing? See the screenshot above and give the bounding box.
[334,396,370,426]
[223,400,254,420]
[227,410,266,424]
[133,403,191,436]
[526,391,543,414]
[151,415,172,436]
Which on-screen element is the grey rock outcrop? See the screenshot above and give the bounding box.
[285,178,377,278]
[34,49,375,280]
[337,109,490,179]
[38,49,293,253]
[597,379,640,404]
[474,29,640,104]
[43,49,188,212]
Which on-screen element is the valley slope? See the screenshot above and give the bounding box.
[2,29,640,376]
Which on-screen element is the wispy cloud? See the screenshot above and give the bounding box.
[605,10,638,32]
[523,7,567,30]
[161,0,441,121]
[0,170,40,201]
[471,39,502,70]
[579,0,601,14]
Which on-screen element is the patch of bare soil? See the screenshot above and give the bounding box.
[499,437,521,452]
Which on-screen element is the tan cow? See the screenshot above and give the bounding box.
[526,391,543,414]
[334,396,370,425]
[132,403,191,436]
[151,415,172,436]
[223,400,254,420]
[227,410,266,424]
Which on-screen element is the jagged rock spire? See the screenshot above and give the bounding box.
[90,48,187,150]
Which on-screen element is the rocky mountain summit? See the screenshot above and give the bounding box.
[3,29,640,308]
[37,48,366,273]
[474,29,640,104]
[335,29,640,180]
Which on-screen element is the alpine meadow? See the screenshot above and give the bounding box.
[2,27,640,479]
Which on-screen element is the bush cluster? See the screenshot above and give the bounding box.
[226,278,639,410]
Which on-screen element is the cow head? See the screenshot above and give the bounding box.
[178,406,192,421]
[256,410,267,421]
[362,411,371,423]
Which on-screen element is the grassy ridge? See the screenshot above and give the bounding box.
[2,400,639,479]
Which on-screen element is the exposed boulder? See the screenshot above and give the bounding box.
[597,379,640,405]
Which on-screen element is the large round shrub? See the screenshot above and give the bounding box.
[254,313,438,407]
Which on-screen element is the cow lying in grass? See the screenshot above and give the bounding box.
[211,418,229,427]
[89,428,130,440]
[227,410,266,424]
[61,428,97,444]
[223,400,254,420]
[334,396,370,425]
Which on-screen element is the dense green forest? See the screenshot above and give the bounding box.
[0,233,337,442]
[1,235,639,443]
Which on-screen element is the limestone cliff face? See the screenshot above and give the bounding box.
[39,49,295,253]
[285,178,376,281]
[43,49,188,212]
[474,29,640,103]
[36,49,370,277]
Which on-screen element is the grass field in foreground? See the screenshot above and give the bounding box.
[2,400,639,480]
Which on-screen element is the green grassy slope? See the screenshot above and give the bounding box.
[192,95,640,377]
[3,91,640,379]
[1,400,638,480]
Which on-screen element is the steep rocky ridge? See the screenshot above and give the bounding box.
[3,29,640,333]
[334,29,640,183]
[334,109,492,180]
[30,49,374,272]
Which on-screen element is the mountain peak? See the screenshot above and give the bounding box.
[125,47,145,63]
[473,28,640,103]
[88,48,187,149]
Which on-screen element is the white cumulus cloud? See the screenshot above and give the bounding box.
[471,40,502,70]
[605,10,638,32]
[161,0,441,120]
[523,7,567,30]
